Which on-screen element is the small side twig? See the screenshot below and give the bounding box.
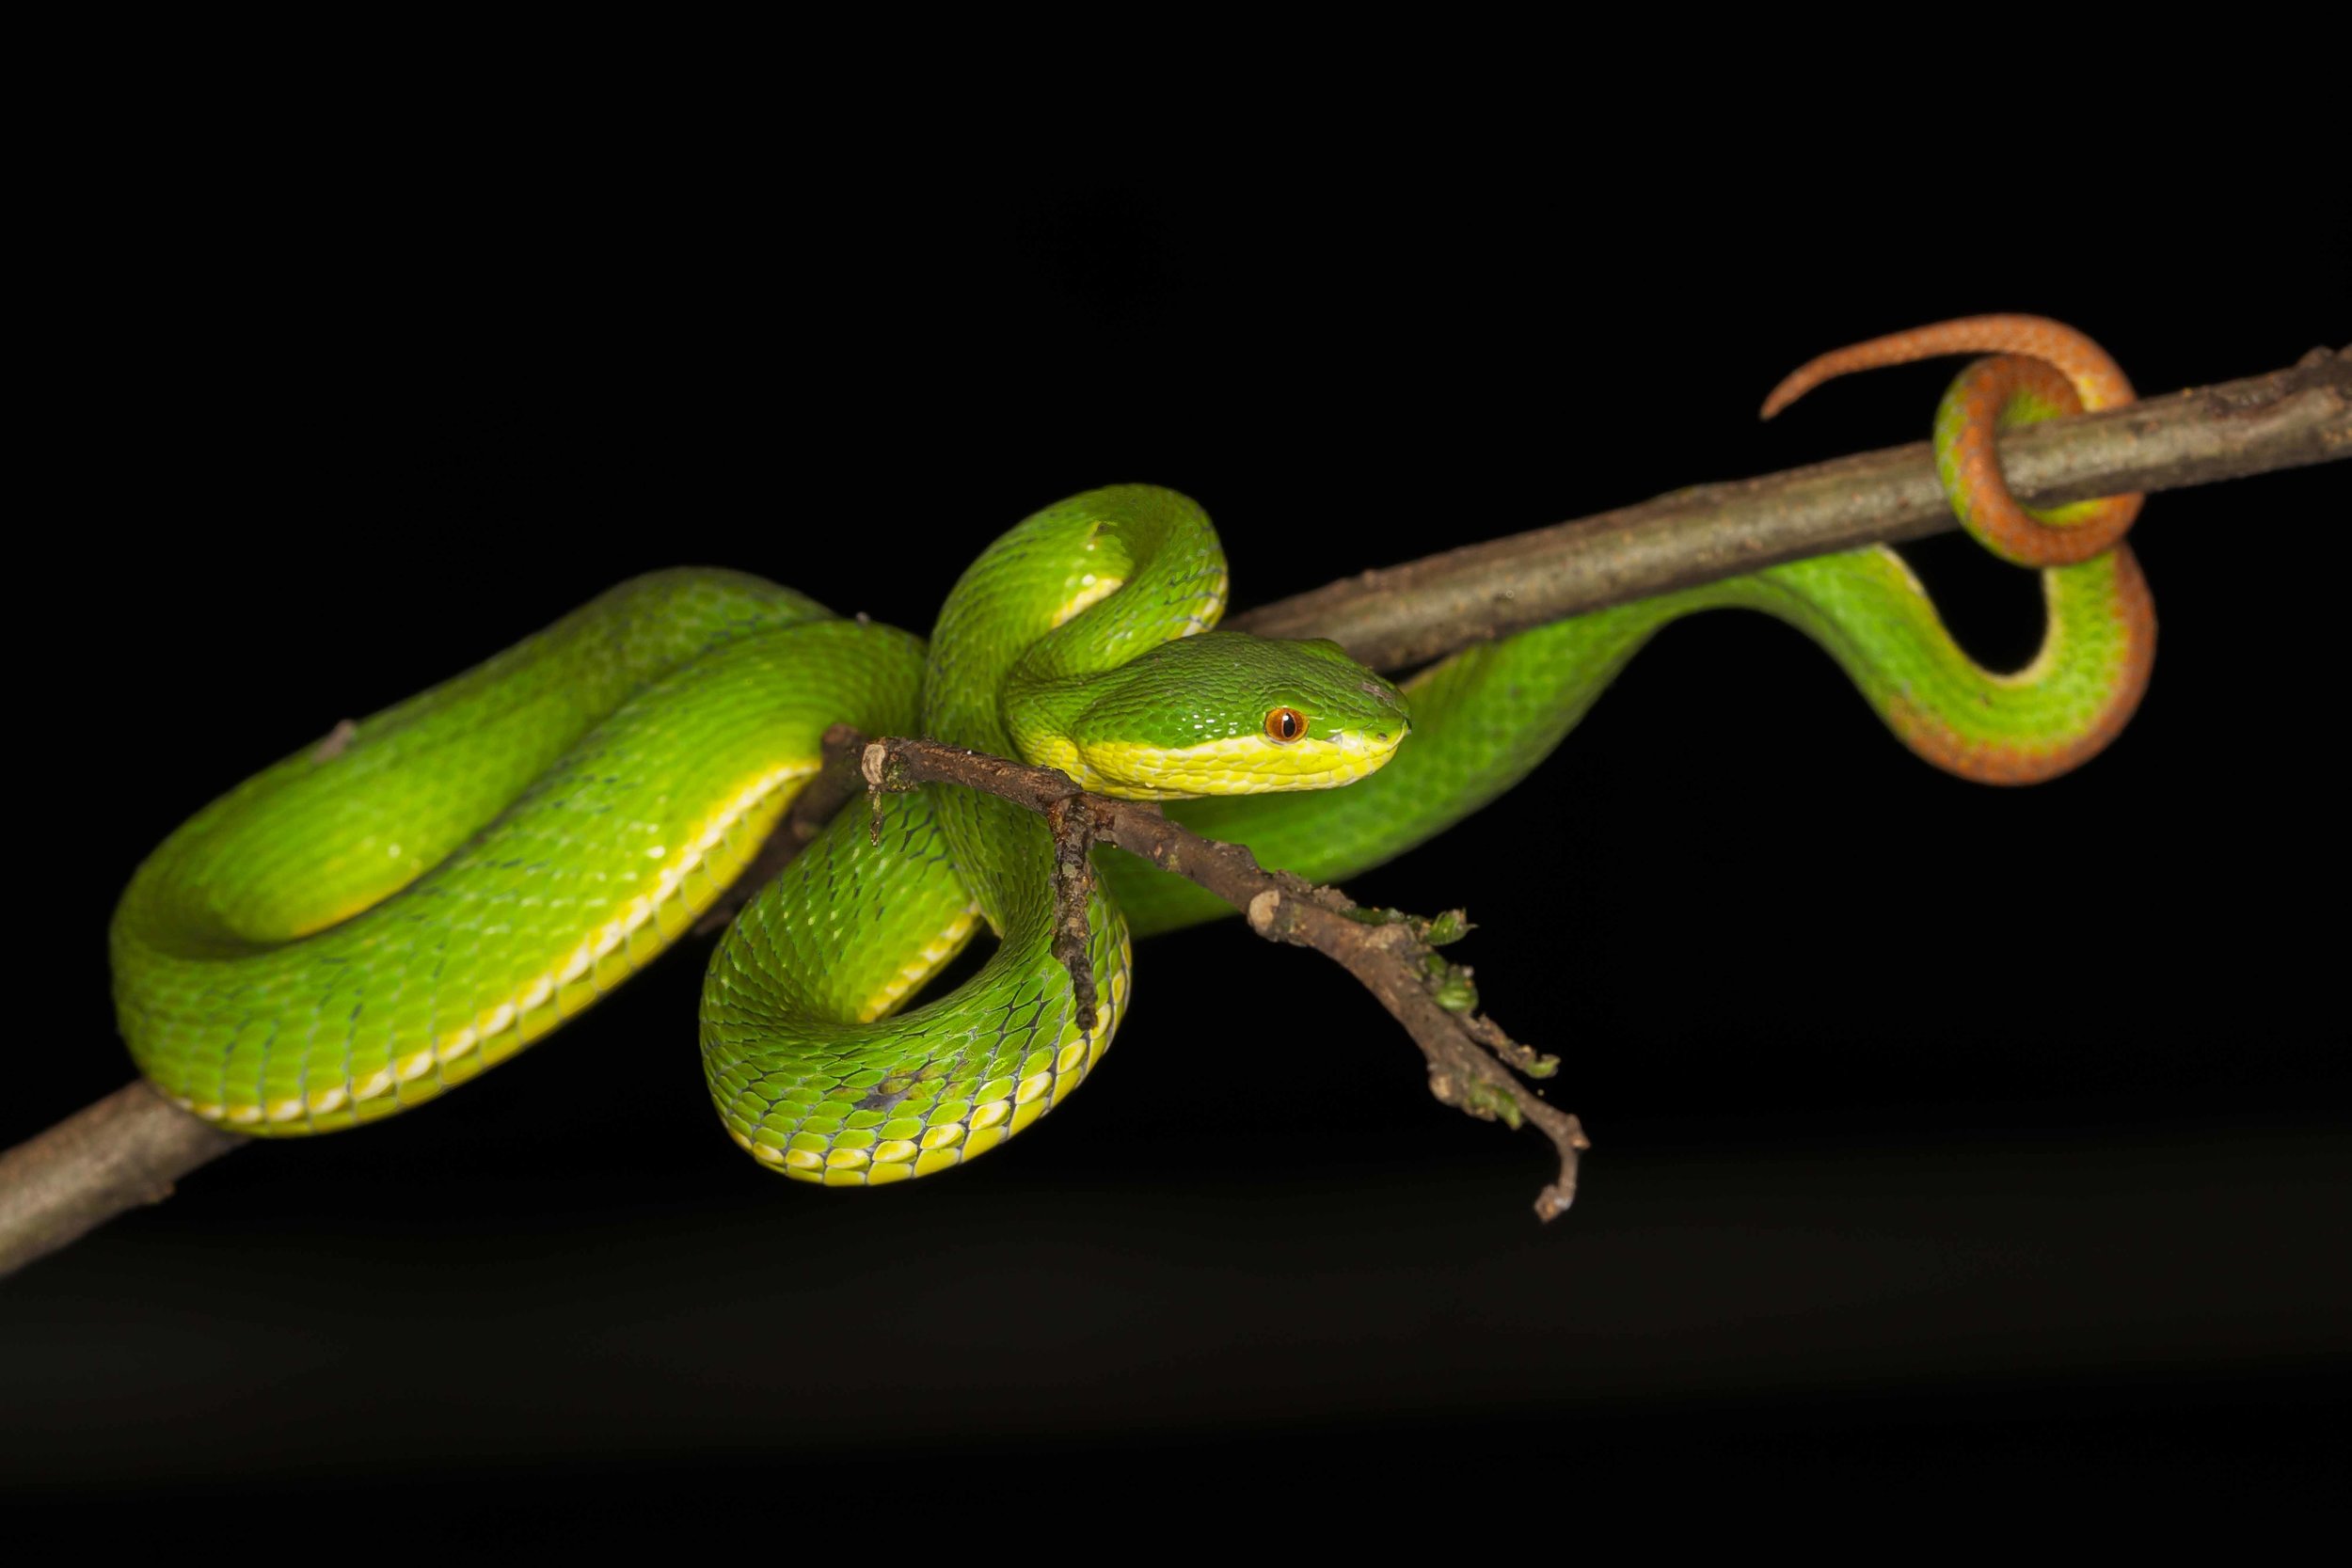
[862,735,1587,1220]
[1043,795,1102,1033]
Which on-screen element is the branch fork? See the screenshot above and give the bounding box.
[858,733,1589,1220]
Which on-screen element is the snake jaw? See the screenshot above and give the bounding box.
[1062,726,1408,800]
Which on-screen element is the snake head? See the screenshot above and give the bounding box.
[1039,632,1412,800]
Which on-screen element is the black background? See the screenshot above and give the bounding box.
[6,108,2346,1526]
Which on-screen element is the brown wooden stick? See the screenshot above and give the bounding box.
[0,1082,243,1269]
[5,345,2341,1275]
[1227,346,2348,670]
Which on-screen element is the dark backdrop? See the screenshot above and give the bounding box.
[7,124,2345,1524]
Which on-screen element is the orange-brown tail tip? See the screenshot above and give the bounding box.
[1758,373,1815,420]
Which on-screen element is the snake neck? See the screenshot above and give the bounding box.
[918,485,1225,933]
[921,486,1220,750]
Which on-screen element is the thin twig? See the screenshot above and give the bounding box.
[860,736,1588,1219]
[1042,795,1102,1033]
[5,345,2342,1275]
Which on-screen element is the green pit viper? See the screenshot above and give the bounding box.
[113,317,2153,1184]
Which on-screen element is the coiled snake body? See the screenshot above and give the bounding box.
[112,319,2152,1182]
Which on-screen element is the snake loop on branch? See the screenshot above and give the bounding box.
[111,318,2153,1181]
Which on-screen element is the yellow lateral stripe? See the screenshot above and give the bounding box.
[855,903,985,1023]
[1051,575,1125,627]
[194,760,821,1125]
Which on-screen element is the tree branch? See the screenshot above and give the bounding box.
[0,1082,243,1269]
[1227,346,2348,670]
[5,344,2341,1275]
[859,736,1588,1219]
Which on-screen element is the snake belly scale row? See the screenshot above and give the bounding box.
[111,317,2153,1182]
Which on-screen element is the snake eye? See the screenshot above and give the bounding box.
[1264,706,1306,743]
